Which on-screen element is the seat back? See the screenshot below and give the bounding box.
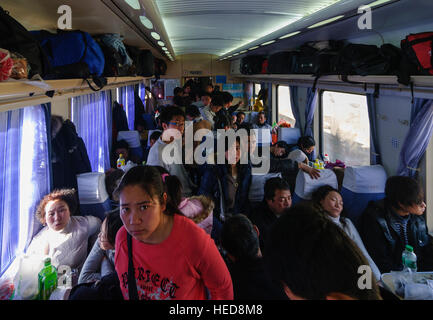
[141,113,157,130]
[293,169,338,205]
[77,172,112,220]
[248,172,282,202]
[278,127,301,145]
[340,165,387,228]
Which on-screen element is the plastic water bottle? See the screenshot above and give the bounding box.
[38,257,57,300]
[324,153,330,164]
[116,154,125,169]
[402,245,417,273]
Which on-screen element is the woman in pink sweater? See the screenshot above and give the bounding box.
[114,165,233,300]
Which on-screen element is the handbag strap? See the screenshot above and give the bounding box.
[127,233,139,300]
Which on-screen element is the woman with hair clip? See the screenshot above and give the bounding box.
[311,185,381,281]
[113,165,233,300]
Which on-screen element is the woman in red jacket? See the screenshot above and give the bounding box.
[113,165,233,300]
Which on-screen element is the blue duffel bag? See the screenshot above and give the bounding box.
[31,29,106,89]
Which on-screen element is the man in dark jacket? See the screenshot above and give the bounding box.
[359,176,433,274]
[249,177,292,253]
[221,214,288,300]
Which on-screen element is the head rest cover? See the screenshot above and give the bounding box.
[249,172,282,202]
[342,165,387,193]
[287,149,307,163]
[117,130,141,148]
[76,172,109,204]
[294,169,338,200]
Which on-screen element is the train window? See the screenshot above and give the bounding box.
[118,85,135,131]
[321,91,370,166]
[277,85,296,127]
[254,83,261,99]
[0,105,50,276]
[71,91,112,172]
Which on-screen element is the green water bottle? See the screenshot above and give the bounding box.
[38,257,57,300]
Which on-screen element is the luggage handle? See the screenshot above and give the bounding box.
[86,75,107,92]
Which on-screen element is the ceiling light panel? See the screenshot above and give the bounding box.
[139,16,153,29]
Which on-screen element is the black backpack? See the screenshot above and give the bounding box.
[267,51,299,74]
[97,38,130,77]
[0,6,49,78]
[154,57,167,78]
[127,48,154,77]
[241,55,266,75]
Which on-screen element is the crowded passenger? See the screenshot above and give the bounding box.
[287,136,316,162]
[359,176,433,274]
[152,166,215,237]
[249,177,291,253]
[110,139,130,169]
[265,203,382,300]
[311,185,381,281]
[221,214,288,300]
[236,111,246,127]
[200,93,224,130]
[105,169,125,203]
[173,87,183,97]
[270,140,290,159]
[27,189,101,271]
[78,209,123,284]
[146,106,196,197]
[198,137,251,220]
[113,166,233,300]
[143,130,162,163]
[252,111,272,129]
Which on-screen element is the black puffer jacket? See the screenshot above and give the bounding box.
[359,199,433,274]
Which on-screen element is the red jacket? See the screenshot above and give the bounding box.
[115,214,233,300]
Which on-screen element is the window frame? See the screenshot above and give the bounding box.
[319,89,371,165]
[276,84,296,127]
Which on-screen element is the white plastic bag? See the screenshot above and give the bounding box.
[14,254,44,300]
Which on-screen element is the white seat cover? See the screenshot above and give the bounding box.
[76,172,109,204]
[117,130,141,148]
[294,169,338,200]
[342,165,387,193]
[249,172,282,202]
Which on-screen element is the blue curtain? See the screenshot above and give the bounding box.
[72,91,112,173]
[260,82,272,125]
[0,105,51,276]
[289,86,302,132]
[304,88,318,138]
[138,83,147,111]
[397,98,433,177]
[304,88,318,160]
[119,85,135,131]
[366,94,381,165]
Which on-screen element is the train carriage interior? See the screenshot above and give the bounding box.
[1,0,433,301]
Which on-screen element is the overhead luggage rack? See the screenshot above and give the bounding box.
[233,74,433,88]
[0,76,148,107]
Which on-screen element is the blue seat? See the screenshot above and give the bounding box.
[77,172,112,221]
[277,127,301,145]
[340,165,387,229]
[293,169,338,205]
[142,113,157,130]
